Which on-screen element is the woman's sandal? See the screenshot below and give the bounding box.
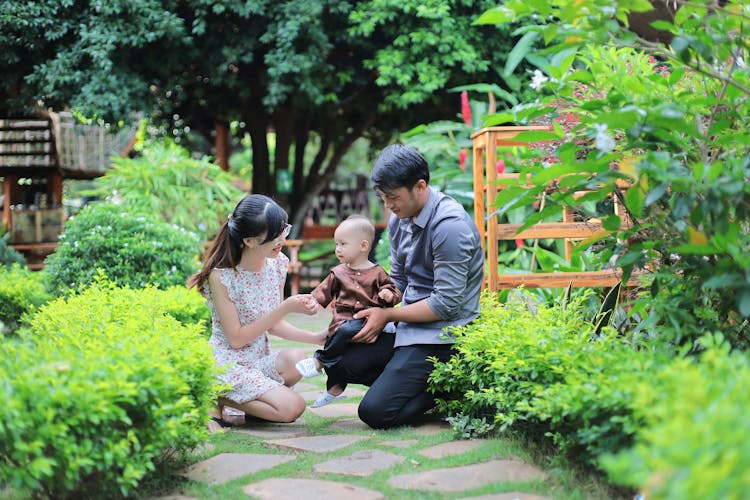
[210,416,234,428]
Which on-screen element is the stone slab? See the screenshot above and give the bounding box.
[388,459,549,492]
[294,382,319,392]
[459,493,553,500]
[329,418,372,432]
[264,434,366,453]
[412,421,451,436]
[378,439,420,449]
[243,478,383,500]
[312,449,405,477]
[182,452,295,484]
[232,425,309,439]
[418,439,482,459]
[307,402,360,418]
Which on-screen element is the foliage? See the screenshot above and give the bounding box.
[0,234,26,268]
[0,278,217,497]
[601,336,750,498]
[430,292,669,462]
[0,265,51,335]
[477,0,750,348]
[44,202,201,294]
[92,141,245,240]
[0,0,523,228]
[136,284,211,334]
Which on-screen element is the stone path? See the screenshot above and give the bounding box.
[150,311,560,499]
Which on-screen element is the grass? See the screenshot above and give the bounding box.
[139,311,626,500]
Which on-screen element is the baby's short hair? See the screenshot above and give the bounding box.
[342,214,375,245]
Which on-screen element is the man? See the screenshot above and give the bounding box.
[337,143,484,429]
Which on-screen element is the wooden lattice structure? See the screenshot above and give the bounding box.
[472,126,640,291]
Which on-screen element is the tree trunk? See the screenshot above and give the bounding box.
[214,121,230,171]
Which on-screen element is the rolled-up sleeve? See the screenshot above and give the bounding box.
[426,217,477,320]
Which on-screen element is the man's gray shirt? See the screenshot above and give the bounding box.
[388,187,484,347]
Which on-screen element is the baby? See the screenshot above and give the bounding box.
[295,214,401,407]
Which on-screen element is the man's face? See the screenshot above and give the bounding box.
[376,180,427,220]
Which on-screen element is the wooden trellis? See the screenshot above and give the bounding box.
[471,126,640,291]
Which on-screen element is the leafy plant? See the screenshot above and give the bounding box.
[430,291,669,463]
[0,265,51,335]
[0,278,217,497]
[0,233,25,268]
[476,0,750,347]
[92,141,245,240]
[601,335,750,498]
[44,202,202,294]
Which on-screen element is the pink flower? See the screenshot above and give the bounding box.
[515,239,524,248]
[461,91,472,127]
[459,149,468,172]
[496,159,505,174]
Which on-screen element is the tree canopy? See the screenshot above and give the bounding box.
[0,0,519,228]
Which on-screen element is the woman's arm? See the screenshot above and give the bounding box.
[208,270,316,349]
[269,320,327,345]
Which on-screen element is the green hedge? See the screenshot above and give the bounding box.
[0,265,52,335]
[431,292,750,497]
[430,291,667,460]
[44,202,202,295]
[0,279,217,497]
[602,336,750,498]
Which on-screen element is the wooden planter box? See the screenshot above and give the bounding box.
[10,207,65,244]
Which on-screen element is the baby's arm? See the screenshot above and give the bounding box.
[376,268,403,306]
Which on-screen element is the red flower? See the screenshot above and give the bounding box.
[496,159,505,174]
[461,91,472,127]
[459,149,468,172]
[515,238,524,248]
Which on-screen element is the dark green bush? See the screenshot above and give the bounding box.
[430,291,669,462]
[601,336,750,498]
[0,278,217,497]
[44,202,201,294]
[0,234,25,268]
[0,265,51,335]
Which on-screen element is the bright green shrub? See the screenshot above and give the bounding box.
[137,284,211,333]
[45,202,201,294]
[601,337,750,499]
[0,235,25,268]
[0,279,217,497]
[0,265,51,334]
[430,291,668,461]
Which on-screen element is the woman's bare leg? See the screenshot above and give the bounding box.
[220,386,305,423]
[275,347,307,386]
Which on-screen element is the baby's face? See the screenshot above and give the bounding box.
[333,223,366,265]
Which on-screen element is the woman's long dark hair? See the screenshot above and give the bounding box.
[188,194,288,292]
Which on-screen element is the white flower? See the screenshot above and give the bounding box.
[529,69,549,91]
[594,123,615,153]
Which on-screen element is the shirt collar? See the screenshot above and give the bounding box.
[412,187,439,229]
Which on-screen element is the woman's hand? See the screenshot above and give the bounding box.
[283,294,319,315]
[316,329,328,345]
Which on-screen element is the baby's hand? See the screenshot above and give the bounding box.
[378,289,394,302]
[285,294,319,315]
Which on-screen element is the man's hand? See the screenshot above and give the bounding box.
[352,307,391,343]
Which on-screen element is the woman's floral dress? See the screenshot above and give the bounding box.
[202,253,289,403]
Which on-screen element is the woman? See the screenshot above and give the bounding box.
[189,194,324,427]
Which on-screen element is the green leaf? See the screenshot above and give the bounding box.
[671,243,718,255]
[624,185,645,218]
[602,214,622,231]
[474,7,515,25]
[740,288,750,317]
[503,32,540,77]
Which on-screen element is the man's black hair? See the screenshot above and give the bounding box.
[371,144,430,193]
